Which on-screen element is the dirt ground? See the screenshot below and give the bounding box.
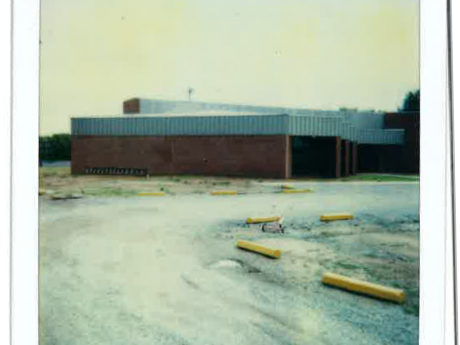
[39,166,419,197]
[39,171,419,345]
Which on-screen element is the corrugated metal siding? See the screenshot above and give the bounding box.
[72,115,290,136]
[345,112,385,129]
[136,99,387,120]
[138,99,278,115]
[357,129,404,144]
[71,114,404,145]
[287,115,343,137]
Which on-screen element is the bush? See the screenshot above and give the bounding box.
[39,134,71,161]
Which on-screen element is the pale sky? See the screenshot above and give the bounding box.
[40,0,419,135]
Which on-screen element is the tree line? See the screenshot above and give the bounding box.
[39,134,71,161]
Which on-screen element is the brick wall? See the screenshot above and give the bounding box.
[384,112,419,174]
[71,135,290,179]
[357,113,419,174]
[123,98,140,114]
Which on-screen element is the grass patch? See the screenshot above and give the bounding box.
[83,187,138,197]
[40,166,71,178]
[212,181,231,186]
[342,174,419,182]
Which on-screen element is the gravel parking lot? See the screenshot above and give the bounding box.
[40,180,419,345]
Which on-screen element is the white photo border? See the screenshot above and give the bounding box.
[9,0,449,344]
[419,0,449,344]
[11,0,40,344]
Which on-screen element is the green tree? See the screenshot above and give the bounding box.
[400,90,420,112]
[39,133,71,161]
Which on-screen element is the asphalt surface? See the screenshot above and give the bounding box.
[40,182,419,345]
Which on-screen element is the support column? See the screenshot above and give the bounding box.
[351,142,358,175]
[341,140,350,177]
[284,136,292,179]
[335,137,341,178]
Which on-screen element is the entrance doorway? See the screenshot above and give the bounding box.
[291,136,339,178]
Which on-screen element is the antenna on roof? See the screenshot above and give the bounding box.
[188,87,194,102]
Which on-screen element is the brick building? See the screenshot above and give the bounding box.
[70,98,419,179]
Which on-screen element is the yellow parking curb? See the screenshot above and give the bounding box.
[283,189,313,194]
[246,216,281,224]
[236,240,282,259]
[281,184,295,190]
[322,272,405,303]
[320,213,354,221]
[138,192,166,196]
[210,191,239,196]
